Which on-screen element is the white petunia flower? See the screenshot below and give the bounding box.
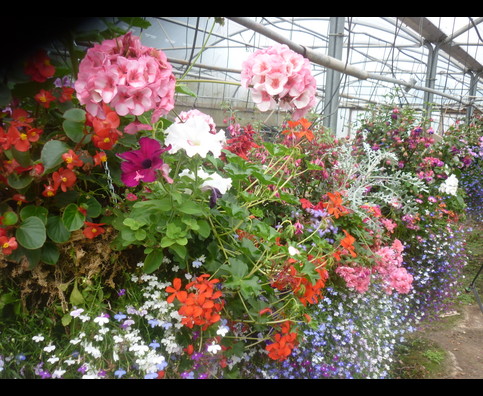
[180,167,232,195]
[164,116,226,158]
[438,174,459,196]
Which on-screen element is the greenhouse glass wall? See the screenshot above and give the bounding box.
[123,17,483,137]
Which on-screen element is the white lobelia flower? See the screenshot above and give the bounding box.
[207,341,222,354]
[164,116,226,158]
[32,335,45,343]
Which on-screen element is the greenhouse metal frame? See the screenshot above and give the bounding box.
[128,17,483,137]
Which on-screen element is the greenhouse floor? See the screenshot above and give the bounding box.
[416,303,483,379]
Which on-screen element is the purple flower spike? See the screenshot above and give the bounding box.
[118,137,171,187]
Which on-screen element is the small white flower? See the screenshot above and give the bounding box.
[64,358,76,366]
[192,260,203,268]
[52,369,66,379]
[43,344,56,353]
[84,343,102,359]
[93,314,109,326]
[47,356,60,364]
[70,308,84,318]
[207,341,222,354]
[32,334,45,343]
[216,325,229,337]
[288,246,300,256]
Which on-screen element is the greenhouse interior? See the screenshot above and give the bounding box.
[0,16,482,379]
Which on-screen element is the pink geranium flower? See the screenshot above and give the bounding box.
[241,44,317,119]
[75,32,175,123]
[118,137,171,187]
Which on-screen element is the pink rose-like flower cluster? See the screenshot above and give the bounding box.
[374,239,413,294]
[241,44,317,120]
[75,32,176,123]
[336,239,413,295]
[335,265,372,294]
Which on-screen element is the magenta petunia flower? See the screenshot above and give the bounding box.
[118,137,171,187]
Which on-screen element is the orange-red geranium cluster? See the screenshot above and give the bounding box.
[166,274,225,331]
[0,108,42,153]
[87,104,122,151]
[271,257,329,307]
[282,118,314,142]
[265,320,298,361]
[300,191,350,219]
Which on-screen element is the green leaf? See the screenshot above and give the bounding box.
[46,215,71,243]
[61,313,72,326]
[178,200,204,215]
[78,196,102,218]
[15,216,46,250]
[196,219,211,239]
[63,108,86,123]
[41,242,60,265]
[62,203,85,231]
[20,205,48,224]
[123,217,145,230]
[7,173,33,189]
[70,280,85,306]
[175,84,197,97]
[160,236,175,248]
[63,119,85,143]
[41,140,70,170]
[135,229,147,241]
[143,249,164,274]
[11,147,32,167]
[118,17,152,29]
[2,211,18,226]
[170,244,187,260]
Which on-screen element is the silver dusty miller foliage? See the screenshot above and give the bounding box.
[335,136,428,230]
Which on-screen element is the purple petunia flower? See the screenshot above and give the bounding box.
[118,137,171,187]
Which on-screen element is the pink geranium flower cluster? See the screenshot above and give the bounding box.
[336,239,413,295]
[335,265,372,293]
[75,32,176,123]
[241,44,317,120]
[374,239,413,294]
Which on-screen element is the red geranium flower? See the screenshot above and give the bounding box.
[0,236,18,255]
[62,149,84,169]
[52,167,77,192]
[35,89,56,108]
[24,50,55,82]
[83,222,106,239]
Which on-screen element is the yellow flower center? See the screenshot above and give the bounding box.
[91,228,97,234]
[20,133,28,140]
[65,157,73,163]
[3,242,9,249]
[103,138,110,143]
[61,176,68,183]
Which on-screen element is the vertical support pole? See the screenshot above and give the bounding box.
[323,17,345,135]
[424,42,439,116]
[466,71,478,122]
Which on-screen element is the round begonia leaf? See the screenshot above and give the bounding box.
[15,216,46,250]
